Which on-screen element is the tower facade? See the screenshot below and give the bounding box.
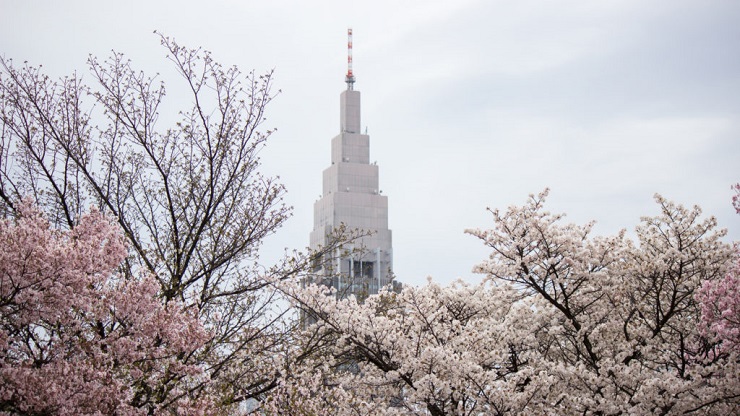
[309,36,393,298]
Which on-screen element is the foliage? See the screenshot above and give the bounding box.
[0,34,306,406]
[697,254,740,355]
[284,190,739,415]
[695,184,740,356]
[0,202,212,414]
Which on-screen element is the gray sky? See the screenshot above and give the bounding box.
[1,1,738,286]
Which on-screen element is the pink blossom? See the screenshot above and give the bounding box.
[0,201,214,414]
[697,250,740,353]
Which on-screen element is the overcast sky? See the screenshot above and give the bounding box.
[2,1,738,286]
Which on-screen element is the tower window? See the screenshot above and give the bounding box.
[352,260,374,279]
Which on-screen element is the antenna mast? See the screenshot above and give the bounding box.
[345,28,355,90]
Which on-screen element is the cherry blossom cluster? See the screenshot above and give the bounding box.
[0,202,213,414]
[697,254,740,354]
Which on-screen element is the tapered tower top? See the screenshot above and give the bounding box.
[345,28,355,90]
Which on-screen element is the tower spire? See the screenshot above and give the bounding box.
[345,28,355,90]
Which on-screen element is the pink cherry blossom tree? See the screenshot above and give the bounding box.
[0,34,341,407]
[0,202,212,414]
[695,184,740,356]
[696,255,740,354]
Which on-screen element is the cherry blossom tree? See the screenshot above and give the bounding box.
[697,256,740,354]
[695,184,740,355]
[282,190,739,415]
[0,201,212,414]
[0,34,334,407]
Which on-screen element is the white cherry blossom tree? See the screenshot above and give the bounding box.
[281,190,739,415]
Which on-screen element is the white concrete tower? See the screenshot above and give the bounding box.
[309,29,393,299]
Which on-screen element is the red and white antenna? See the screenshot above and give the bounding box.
[345,28,356,90]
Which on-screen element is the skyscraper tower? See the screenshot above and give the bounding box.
[309,29,393,299]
